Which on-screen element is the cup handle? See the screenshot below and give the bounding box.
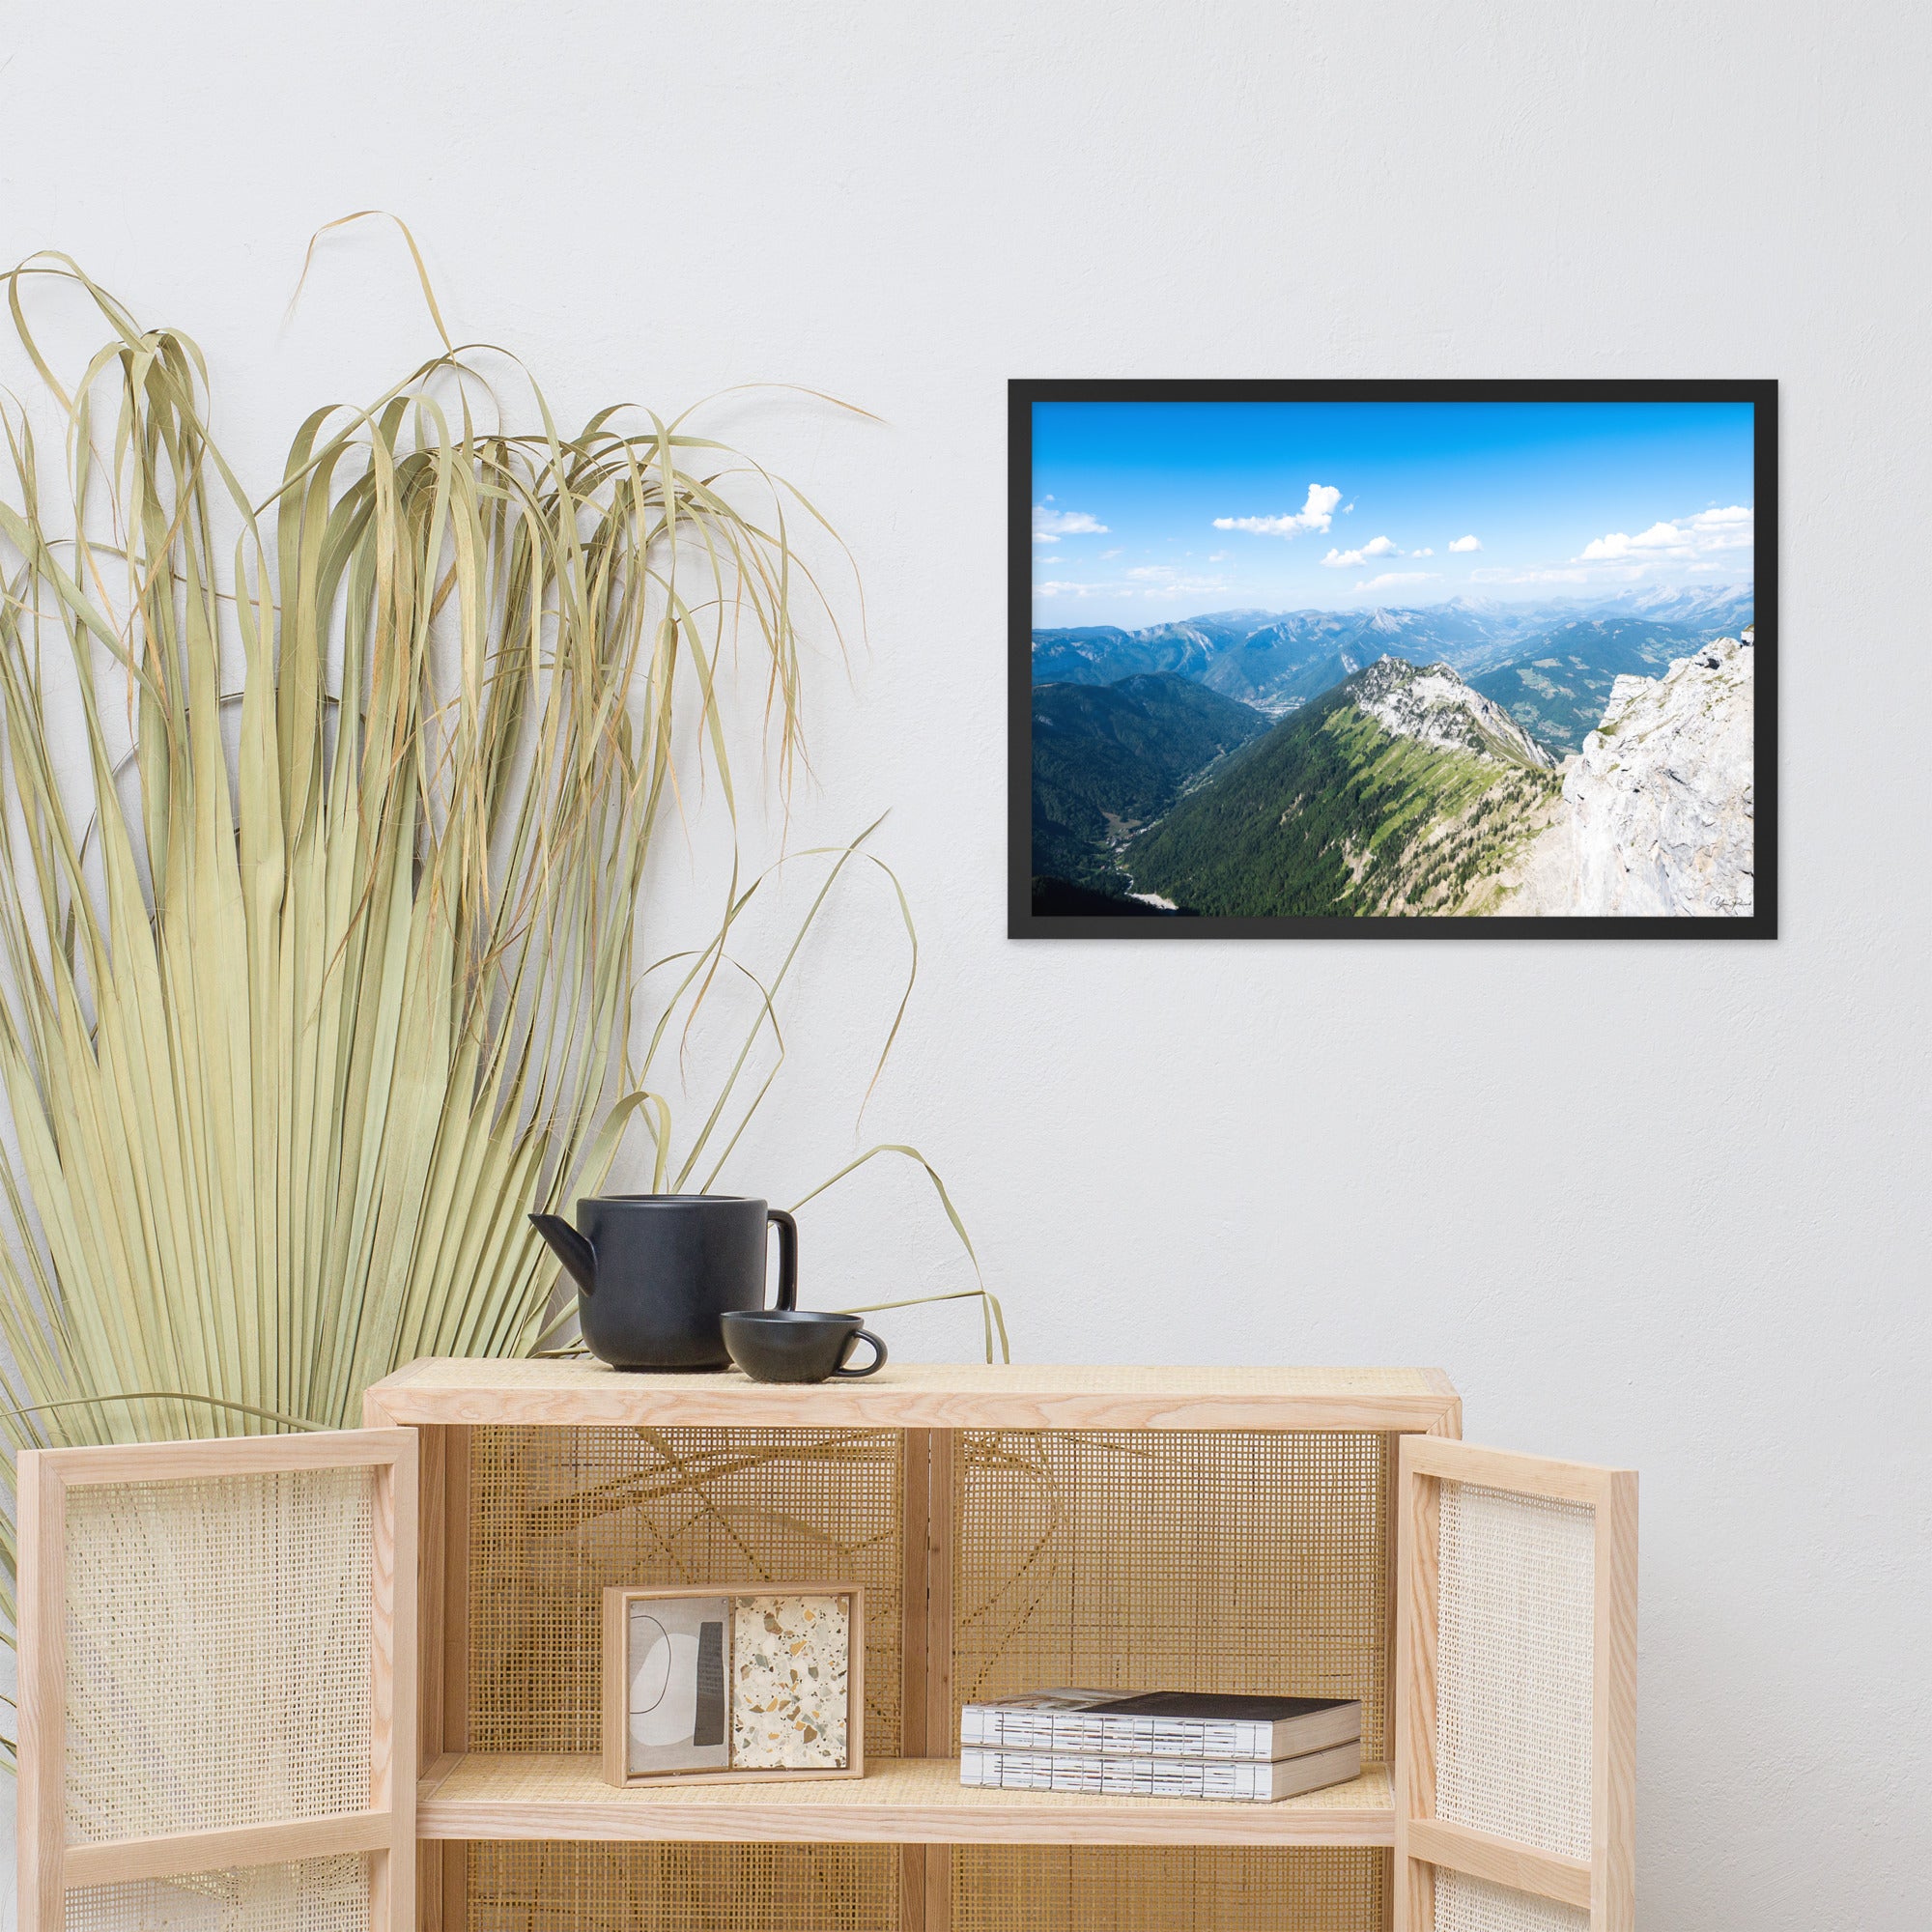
[832,1328,888,1378]
[767,1208,798,1311]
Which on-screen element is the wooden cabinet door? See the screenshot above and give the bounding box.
[16,1429,417,1932]
[1395,1437,1636,1932]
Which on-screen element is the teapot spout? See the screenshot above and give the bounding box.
[529,1212,598,1295]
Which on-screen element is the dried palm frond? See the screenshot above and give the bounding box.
[0,239,1000,1766]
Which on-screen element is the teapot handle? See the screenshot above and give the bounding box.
[767,1208,798,1311]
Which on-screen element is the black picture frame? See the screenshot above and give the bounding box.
[1009,379,1777,939]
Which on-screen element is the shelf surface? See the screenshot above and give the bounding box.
[416,1753,1394,1847]
[367,1357,1460,1433]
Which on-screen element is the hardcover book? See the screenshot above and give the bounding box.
[958,1688,1361,1762]
[958,1737,1364,1804]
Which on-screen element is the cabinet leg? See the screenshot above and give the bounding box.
[900,1847,925,1932]
[896,1845,952,1932]
[417,1842,465,1932]
[924,1845,951,1932]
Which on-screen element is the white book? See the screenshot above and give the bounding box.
[958,1737,1363,1804]
[959,1689,1361,1763]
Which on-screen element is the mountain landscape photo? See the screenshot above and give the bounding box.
[1024,398,1760,923]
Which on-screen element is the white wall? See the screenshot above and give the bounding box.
[5,2,1928,1924]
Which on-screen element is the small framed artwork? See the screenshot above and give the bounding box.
[1010,379,1776,938]
[601,1583,865,1787]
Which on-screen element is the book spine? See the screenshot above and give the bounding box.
[957,1709,1276,1761]
[959,1748,1274,1802]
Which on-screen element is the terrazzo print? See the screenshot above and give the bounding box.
[730,1594,851,1769]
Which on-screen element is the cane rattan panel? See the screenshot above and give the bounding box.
[1435,1482,1595,1861]
[63,1469,376,1841]
[1434,1870,1590,1932]
[468,1426,903,1756]
[952,1846,1387,1932]
[466,1841,898,1932]
[63,1856,371,1932]
[952,1430,1393,1759]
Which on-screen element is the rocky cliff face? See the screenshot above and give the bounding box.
[1496,634,1754,916]
[1350,655,1557,769]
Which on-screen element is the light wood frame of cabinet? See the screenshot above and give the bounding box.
[363,1360,1467,1932]
[1394,1436,1637,1932]
[15,1428,418,1932]
[16,1364,1638,1932]
[601,1582,866,1787]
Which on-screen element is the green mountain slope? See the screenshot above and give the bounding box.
[1032,673,1268,891]
[1128,663,1563,917]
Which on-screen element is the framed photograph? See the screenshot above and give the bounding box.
[601,1583,865,1787]
[1010,380,1776,938]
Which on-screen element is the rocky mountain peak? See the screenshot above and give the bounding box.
[1496,634,1754,916]
[1348,654,1557,770]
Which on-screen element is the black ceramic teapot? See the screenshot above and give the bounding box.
[529,1194,798,1371]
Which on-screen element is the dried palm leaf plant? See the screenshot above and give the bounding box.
[0,236,1002,1764]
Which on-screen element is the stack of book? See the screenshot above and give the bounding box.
[958,1689,1362,1804]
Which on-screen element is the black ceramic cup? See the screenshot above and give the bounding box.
[720,1310,888,1384]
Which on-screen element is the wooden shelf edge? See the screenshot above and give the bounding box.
[415,1756,1395,1849]
[363,1361,1462,1435]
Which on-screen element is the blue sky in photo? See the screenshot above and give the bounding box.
[1031,400,1756,625]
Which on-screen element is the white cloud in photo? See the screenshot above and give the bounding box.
[1342,501,1355,513]
[1321,534,1401,569]
[1411,546,1434,557]
[1448,534,1482,553]
[1208,550,1230,561]
[1577,505,1751,567]
[1098,547,1122,559]
[1446,504,1754,595]
[1355,570,1440,593]
[1140,578,1226,600]
[1040,563,1229,606]
[1579,520,1691,561]
[1469,565,1590,585]
[1213,483,1342,538]
[1687,504,1754,551]
[1122,563,1228,600]
[1032,499,1109,545]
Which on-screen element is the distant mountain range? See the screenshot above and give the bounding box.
[1032,586,1754,754]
